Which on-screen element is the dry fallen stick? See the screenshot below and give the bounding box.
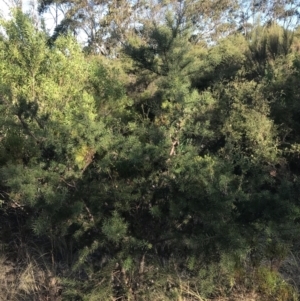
[170,140,179,156]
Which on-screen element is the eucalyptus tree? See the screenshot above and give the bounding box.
[37,0,241,52]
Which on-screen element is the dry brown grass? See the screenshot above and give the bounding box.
[0,253,61,301]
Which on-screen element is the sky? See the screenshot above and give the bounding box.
[0,0,62,34]
[1,0,36,19]
[0,0,93,45]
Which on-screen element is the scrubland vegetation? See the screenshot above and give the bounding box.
[1,0,300,299]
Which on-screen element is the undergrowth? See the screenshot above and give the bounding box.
[1,238,298,301]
